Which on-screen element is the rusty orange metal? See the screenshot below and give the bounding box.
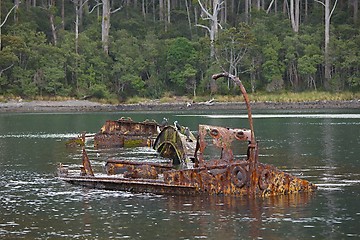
[58,72,316,197]
[94,117,159,148]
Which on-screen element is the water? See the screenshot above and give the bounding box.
[0,109,359,239]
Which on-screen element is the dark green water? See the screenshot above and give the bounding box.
[0,109,359,239]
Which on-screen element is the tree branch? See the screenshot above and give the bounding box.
[0,64,14,76]
[314,0,325,7]
[89,1,102,14]
[195,24,210,33]
[110,0,125,14]
[197,0,212,19]
[111,6,123,14]
[0,4,18,28]
[266,0,275,14]
[329,0,338,18]
[81,0,89,8]
[214,0,225,16]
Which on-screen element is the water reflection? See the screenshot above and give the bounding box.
[0,111,359,239]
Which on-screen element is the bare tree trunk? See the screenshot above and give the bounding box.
[167,0,170,24]
[295,0,299,30]
[142,0,146,19]
[48,0,57,45]
[165,0,170,31]
[153,0,155,22]
[102,0,110,54]
[79,0,84,29]
[314,0,338,89]
[354,0,359,24]
[289,0,299,32]
[1,2,18,49]
[220,0,226,25]
[75,1,79,54]
[324,0,331,87]
[283,0,288,15]
[61,0,65,30]
[251,58,256,93]
[245,0,250,23]
[159,0,164,21]
[14,0,20,22]
[197,0,223,58]
[185,0,192,38]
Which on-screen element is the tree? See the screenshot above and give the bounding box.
[165,37,197,95]
[0,1,18,50]
[289,0,300,33]
[262,36,285,92]
[142,31,164,98]
[216,23,255,88]
[110,30,146,98]
[196,0,224,58]
[297,36,323,90]
[101,0,123,55]
[315,0,338,90]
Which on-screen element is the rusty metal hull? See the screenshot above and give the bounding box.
[94,117,159,148]
[58,159,315,197]
[58,176,199,195]
[58,72,317,197]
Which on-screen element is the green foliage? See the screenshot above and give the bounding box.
[216,22,255,78]
[261,36,285,91]
[89,84,110,99]
[0,0,359,100]
[165,37,197,95]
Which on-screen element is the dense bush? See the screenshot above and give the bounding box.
[0,1,359,101]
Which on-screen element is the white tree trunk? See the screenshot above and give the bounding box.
[354,0,359,24]
[75,2,79,54]
[197,0,223,58]
[289,0,299,33]
[49,13,57,45]
[315,0,338,89]
[324,0,331,85]
[102,0,110,54]
[245,0,249,23]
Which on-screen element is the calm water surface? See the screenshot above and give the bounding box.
[0,109,359,239]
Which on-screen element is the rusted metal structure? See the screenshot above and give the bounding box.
[94,117,159,148]
[58,72,316,197]
[153,125,197,166]
[65,117,160,148]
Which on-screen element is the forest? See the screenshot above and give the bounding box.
[0,0,359,102]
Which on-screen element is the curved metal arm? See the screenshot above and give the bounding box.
[212,72,255,144]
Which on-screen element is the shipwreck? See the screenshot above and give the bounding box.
[58,72,316,197]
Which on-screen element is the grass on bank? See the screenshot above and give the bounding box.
[138,91,360,105]
[1,91,359,104]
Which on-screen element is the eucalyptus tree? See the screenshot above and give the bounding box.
[101,0,124,54]
[289,0,300,33]
[0,1,18,50]
[315,0,338,90]
[216,23,255,89]
[196,0,224,58]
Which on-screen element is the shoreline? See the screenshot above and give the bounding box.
[0,99,359,113]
